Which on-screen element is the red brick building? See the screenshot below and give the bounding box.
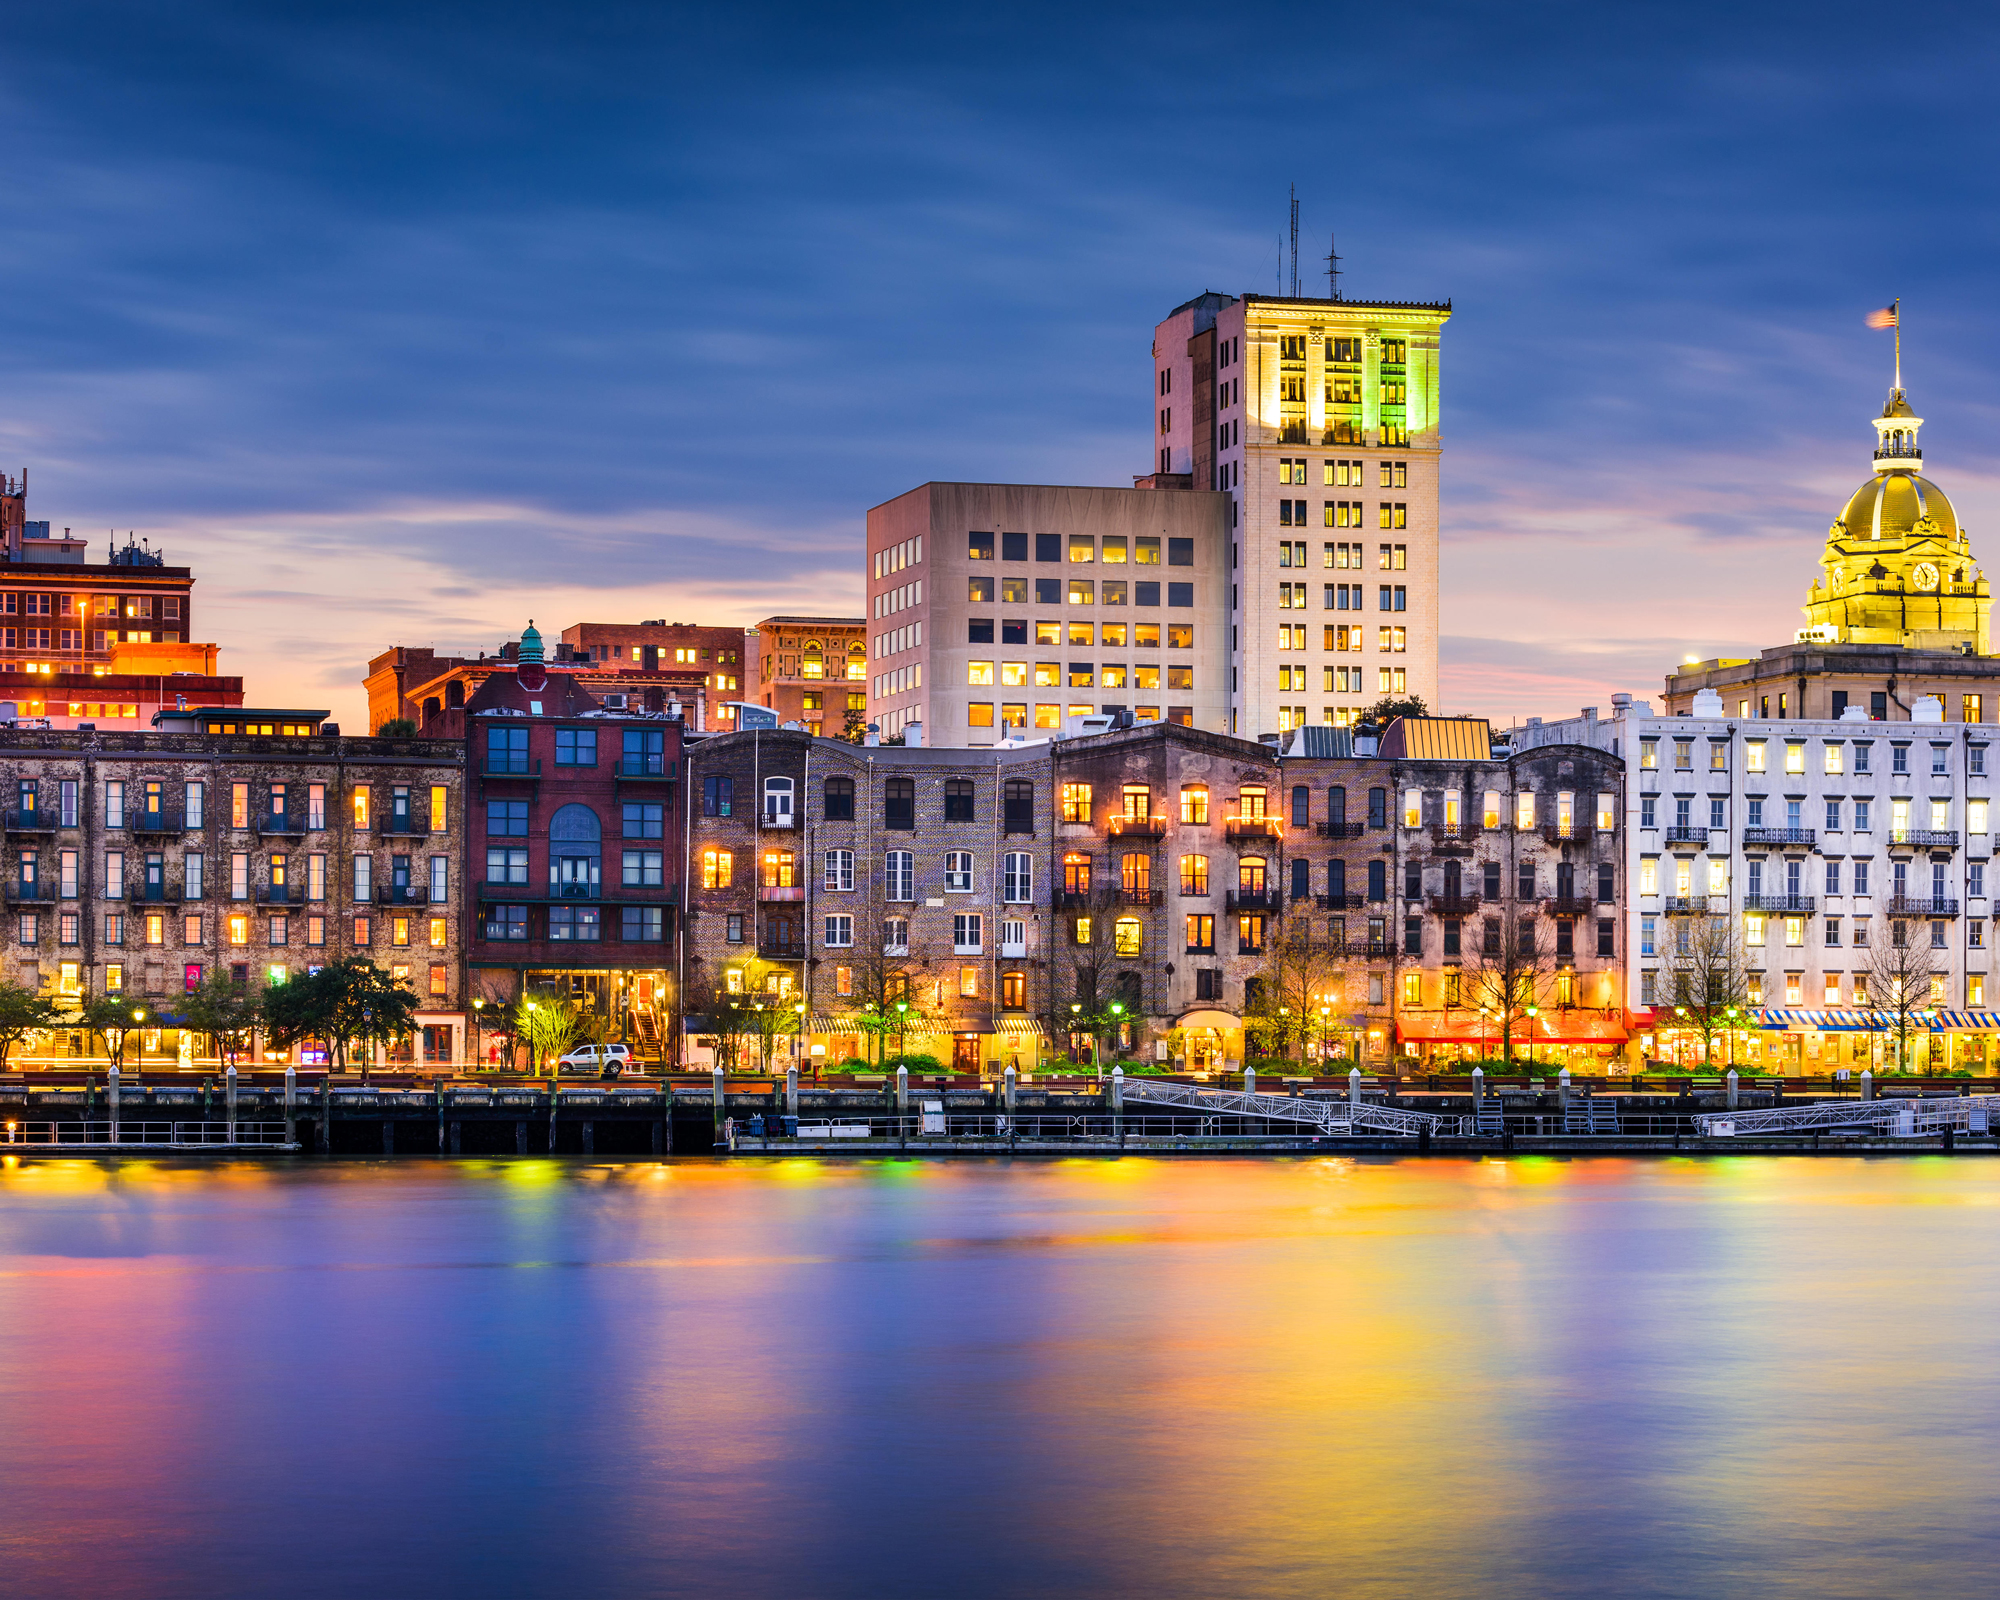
[421,625,685,1065]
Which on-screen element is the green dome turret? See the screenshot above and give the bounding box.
[519,620,544,666]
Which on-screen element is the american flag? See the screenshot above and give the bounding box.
[1866,305,1898,329]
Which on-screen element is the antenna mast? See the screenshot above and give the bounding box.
[1288,184,1300,297]
[1324,232,1342,300]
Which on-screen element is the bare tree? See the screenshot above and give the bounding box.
[1244,924,1349,1064]
[1461,911,1556,1064]
[1661,914,1754,1067]
[1868,916,1943,1073]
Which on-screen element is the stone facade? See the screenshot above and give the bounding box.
[752,614,867,735]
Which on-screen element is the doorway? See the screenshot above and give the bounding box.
[952,1034,980,1076]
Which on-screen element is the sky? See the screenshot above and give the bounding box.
[3,0,2000,730]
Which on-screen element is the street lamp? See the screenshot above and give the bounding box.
[471,997,485,1074]
[128,1006,146,1073]
[794,1000,806,1078]
[895,999,908,1064]
[1522,1003,1539,1072]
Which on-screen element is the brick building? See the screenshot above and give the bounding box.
[423,625,684,1063]
[751,614,866,735]
[0,709,468,1068]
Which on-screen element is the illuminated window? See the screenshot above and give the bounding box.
[702,850,733,889]
[1180,786,1208,824]
[228,915,248,946]
[1114,918,1143,957]
[1061,783,1092,823]
[352,786,371,828]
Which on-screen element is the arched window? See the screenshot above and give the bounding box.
[1062,851,1092,895]
[1291,785,1311,827]
[847,642,867,681]
[1238,786,1268,821]
[824,775,854,820]
[884,777,915,830]
[548,803,601,892]
[1003,779,1034,833]
[763,776,794,826]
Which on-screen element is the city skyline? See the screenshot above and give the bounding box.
[0,3,1995,731]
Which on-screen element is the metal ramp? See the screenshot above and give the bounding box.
[1564,1095,1619,1134]
[1117,1078,1463,1138]
[1696,1095,1999,1138]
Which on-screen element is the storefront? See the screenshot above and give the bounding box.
[1394,1010,1633,1071]
[1736,1008,2000,1073]
[1171,1009,1243,1073]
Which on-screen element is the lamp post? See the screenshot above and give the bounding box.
[895,999,908,1064]
[1479,1005,1490,1069]
[471,997,485,1073]
[794,1000,806,1078]
[360,1006,374,1084]
[1674,1004,1689,1070]
[1522,1003,1539,1072]
[127,1006,146,1073]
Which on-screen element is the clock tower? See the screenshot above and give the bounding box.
[1802,385,1990,653]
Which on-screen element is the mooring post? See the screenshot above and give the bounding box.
[225,1065,238,1146]
[896,1065,909,1149]
[1558,1067,1571,1115]
[1348,1066,1361,1107]
[711,1064,725,1147]
[1111,1064,1124,1146]
[1862,1068,1875,1102]
[1003,1063,1017,1146]
[1472,1065,1486,1108]
[284,1065,296,1148]
[786,1064,799,1119]
[1243,1065,1257,1099]
[107,1065,119,1146]
[1726,1069,1739,1110]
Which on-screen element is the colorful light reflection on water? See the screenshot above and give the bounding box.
[1,1155,1998,1599]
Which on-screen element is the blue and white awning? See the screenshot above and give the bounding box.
[1754,1008,2000,1032]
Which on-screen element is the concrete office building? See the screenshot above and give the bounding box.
[1150,290,1451,739]
[864,482,1229,746]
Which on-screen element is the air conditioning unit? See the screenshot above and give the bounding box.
[601,693,628,709]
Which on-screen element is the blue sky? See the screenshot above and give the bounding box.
[3,0,1999,727]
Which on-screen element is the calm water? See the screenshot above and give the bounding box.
[1,1155,1997,1598]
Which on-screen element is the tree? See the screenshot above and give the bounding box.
[837,706,869,744]
[1868,918,1942,1073]
[508,986,583,1075]
[1462,912,1555,1064]
[179,972,263,1067]
[1364,694,1430,726]
[1660,914,1753,1067]
[67,992,149,1070]
[1242,925,1349,1063]
[263,959,422,1075]
[376,718,418,737]
[0,979,58,1070]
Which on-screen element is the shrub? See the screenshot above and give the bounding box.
[884,1051,944,1073]
[821,1056,875,1075]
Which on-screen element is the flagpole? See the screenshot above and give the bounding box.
[1894,297,1901,391]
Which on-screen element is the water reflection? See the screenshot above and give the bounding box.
[0,1156,1997,1599]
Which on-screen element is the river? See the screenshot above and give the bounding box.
[0,1155,1996,1598]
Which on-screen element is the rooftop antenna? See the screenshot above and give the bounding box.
[1324,231,1342,300]
[1288,184,1300,298]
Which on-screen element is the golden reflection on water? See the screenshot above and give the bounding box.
[2,1156,1999,1600]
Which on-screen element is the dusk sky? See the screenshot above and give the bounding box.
[4,1,1999,730]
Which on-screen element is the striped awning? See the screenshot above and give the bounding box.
[1754,1008,2000,1032]
[997,1017,1046,1037]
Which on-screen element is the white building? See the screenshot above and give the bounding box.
[1523,691,1998,1071]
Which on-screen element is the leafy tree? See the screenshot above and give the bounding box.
[1661,914,1753,1067]
[179,972,263,1068]
[68,992,149,1069]
[1363,694,1430,726]
[1868,919,1942,1073]
[263,959,421,1075]
[837,706,869,744]
[0,979,58,1070]
[507,986,583,1075]
[1461,912,1555,1064]
[1242,926,1349,1063]
[376,718,418,737]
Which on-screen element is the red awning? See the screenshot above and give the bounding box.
[1395,1013,1631,1044]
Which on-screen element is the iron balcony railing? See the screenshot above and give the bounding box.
[1663,825,1709,845]
[1887,896,1960,917]
[1223,817,1283,841]
[1430,894,1482,916]
[1104,814,1168,839]
[1316,892,1365,910]
[5,809,57,832]
[481,757,541,779]
[1543,895,1601,917]
[1891,829,1959,849]
[1316,820,1366,839]
[1224,888,1283,912]
[613,758,676,780]
[257,813,308,836]
[375,816,433,836]
[256,884,303,905]
[1116,888,1165,907]
[374,885,426,905]
[126,880,186,904]
[1743,826,1815,847]
[130,809,187,835]
[4,881,56,903]
[1743,893,1816,913]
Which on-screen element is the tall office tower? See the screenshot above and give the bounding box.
[1150,290,1451,738]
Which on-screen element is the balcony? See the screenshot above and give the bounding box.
[758,937,806,960]
[1663,825,1709,846]
[1890,829,1959,850]
[480,758,541,781]
[1542,823,1591,844]
[1116,887,1165,907]
[1316,892,1365,910]
[1662,896,1709,914]
[258,812,308,837]
[5,809,57,833]
[1543,896,1599,917]
[759,809,799,831]
[4,881,55,904]
[1316,820,1366,839]
[1223,817,1283,842]
[126,879,185,905]
[759,885,805,902]
[1743,827,1815,848]
[256,884,304,906]
[374,885,426,906]
[130,809,187,836]
[1104,814,1167,840]
[375,816,433,837]
[613,758,676,781]
[1224,888,1283,912]
[1744,893,1816,914]
[1333,939,1394,959]
[1056,890,1095,911]
[1888,896,1960,917]
[1429,893,1481,916]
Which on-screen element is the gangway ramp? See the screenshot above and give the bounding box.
[1116,1077,1462,1138]
[1696,1095,2000,1138]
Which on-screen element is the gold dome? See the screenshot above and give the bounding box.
[1837,471,1959,543]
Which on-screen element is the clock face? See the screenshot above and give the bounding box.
[1913,562,1941,592]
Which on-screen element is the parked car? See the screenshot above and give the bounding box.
[557,1043,635,1077]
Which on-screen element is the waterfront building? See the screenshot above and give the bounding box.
[750,614,867,735]
[424,625,683,1061]
[1150,290,1451,738]
[684,715,1626,1076]
[863,482,1229,745]
[0,706,468,1067]
[368,633,717,734]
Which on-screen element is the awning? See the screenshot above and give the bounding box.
[1174,1008,1243,1031]
[1396,1012,1630,1044]
[1754,1008,2000,1033]
[997,1017,1045,1037]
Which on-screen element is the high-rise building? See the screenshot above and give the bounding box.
[1150,291,1451,739]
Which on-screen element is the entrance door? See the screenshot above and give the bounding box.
[1188,1030,1219,1071]
[952,1035,980,1075]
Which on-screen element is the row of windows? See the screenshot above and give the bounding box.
[480,905,670,942]
[873,537,922,579]
[1274,625,1406,654]
[15,847,449,902]
[972,705,1191,730]
[1277,502,1408,530]
[1294,541,1407,569]
[11,780,448,831]
[482,726,668,774]
[967,663,1195,691]
[1641,914,1982,956]
[967,619,1196,648]
[1639,858,1980,899]
[19,909,447,949]
[1317,584,1408,611]
[966,578,1196,609]
[1642,735,1989,775]
[1637,971,1990,1009]
[1278,459,1408,488]
[968,533,1195,566]
[1640,795,1990,834]
[486,799,665,838]
[0,594,183,619]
